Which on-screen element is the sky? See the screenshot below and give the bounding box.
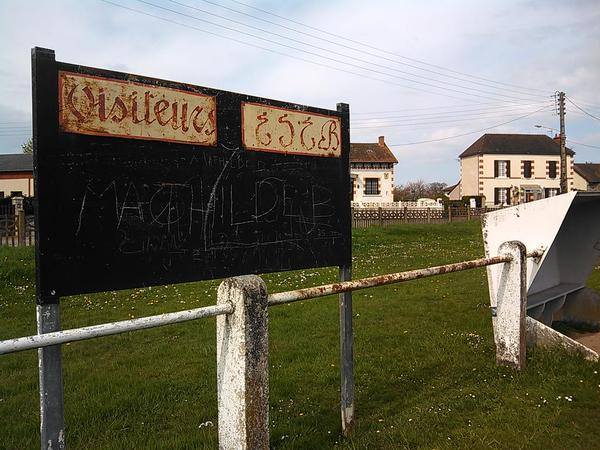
[0,0,599,185]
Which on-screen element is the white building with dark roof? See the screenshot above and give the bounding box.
[350,136,398,204]
[457,134,574,206]
[0,154,34,199]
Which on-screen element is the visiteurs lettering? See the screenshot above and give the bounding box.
[59,71,217,145]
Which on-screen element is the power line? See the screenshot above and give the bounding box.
[100,0,479,102]
[173,0,546,100]
[386,106,547,146]
[566,96,600,122]
[226,0,553,96]
[566,98,600,110]
[352,109,553,129]
[130,0,538,103]
[567,139,600,150]
[352,100,551,115]
[351,103,553,122]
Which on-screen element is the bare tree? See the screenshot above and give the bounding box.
[21,138,33,154]
[393,180,447,201]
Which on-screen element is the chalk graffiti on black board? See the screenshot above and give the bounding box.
[75,169,341,259]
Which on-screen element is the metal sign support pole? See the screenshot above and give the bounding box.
[339,265,355,435]
[37,302,66,450]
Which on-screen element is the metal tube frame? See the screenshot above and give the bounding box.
[1,303,233,355]
[0,246,544,450]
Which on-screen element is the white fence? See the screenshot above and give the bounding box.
[352,200,443,209]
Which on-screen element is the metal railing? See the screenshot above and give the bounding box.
[0,303,232,355]
[268,255,512,305]
[351,206,505,227]
[0,211,35,247]
[0,241,539,449]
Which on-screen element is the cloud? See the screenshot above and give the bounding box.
[0,0,598,184]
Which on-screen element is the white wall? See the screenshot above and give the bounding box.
[460,154,574,205]
[351,167,394,203]
[0,176,34,198]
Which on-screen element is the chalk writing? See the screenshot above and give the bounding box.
[75,168,341,260]
[242,102,341,157]
[58,71,217,145]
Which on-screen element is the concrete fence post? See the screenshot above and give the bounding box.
[378,207,383,227]
[492,241,527,370]
[216,275,269,450]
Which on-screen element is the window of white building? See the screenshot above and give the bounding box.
[494,160,510,178]
[364,178,380,195]
[494,187,510,205]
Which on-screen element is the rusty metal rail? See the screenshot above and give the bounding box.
[0,303,233,355]
[0,248,546,355]
[268,254,513,306]
[268,248,546,307]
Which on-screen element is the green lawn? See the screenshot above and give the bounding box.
[1,221,599,449]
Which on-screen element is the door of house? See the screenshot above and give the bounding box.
[525,191,535,203]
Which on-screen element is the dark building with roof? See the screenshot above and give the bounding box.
[0,154,34,198]
[455,134,574,206]
[350,136,398,203]
[573,163,600,191]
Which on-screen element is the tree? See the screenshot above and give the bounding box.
[393,180,447,201]
[21,138,33,154]
[426,182,448,199]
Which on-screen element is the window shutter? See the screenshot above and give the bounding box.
[506,161,511,178]
[494,188,499,205]
[506,188,511,205]
[494,161,498,178]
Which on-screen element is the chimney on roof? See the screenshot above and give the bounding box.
[553,133,561,143]
[378,136,385,147]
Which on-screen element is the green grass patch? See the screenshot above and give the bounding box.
[1,221,599,449]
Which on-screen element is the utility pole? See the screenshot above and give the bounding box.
[558,92,568,193]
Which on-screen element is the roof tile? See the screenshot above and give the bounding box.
[0,154,33,173]
[459,134,574,158]
[350,141,398,163]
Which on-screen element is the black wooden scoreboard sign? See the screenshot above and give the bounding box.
[32,48,351,303]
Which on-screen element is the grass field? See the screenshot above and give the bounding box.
[1,221,599,449]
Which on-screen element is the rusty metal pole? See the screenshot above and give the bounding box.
[339,265,355,435]
[216,276,269,449]
[492,241,527,370]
